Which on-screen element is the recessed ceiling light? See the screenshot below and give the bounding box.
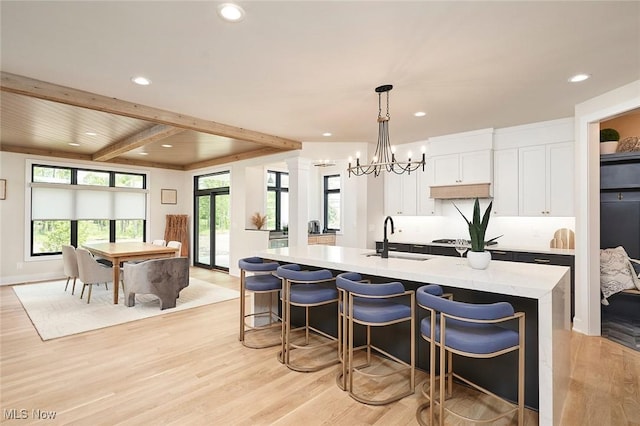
[322,132,332,137]
[131,76,152,86]
[84,131,97,136]
[218,3,245,22]
[414,111,427,117]
[569,73,590,83]
[161,144,173,148]
[139,152,149,156]
[68,142,80,147]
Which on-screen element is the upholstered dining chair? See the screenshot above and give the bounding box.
[75,248,114,303]
[151,239,166,246]
[416,285,525,426]
[167,240,182,257]
[336,272,415,405]
[276,265,339,372]
[62,245,79,295]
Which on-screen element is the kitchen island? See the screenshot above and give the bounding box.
[257,245,571,426]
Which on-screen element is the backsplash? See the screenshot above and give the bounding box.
[385,199,576,251]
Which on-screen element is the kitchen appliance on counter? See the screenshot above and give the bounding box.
[308,220,321,234]
[432,238,498,246]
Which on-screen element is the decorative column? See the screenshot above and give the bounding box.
[285,156,311,248]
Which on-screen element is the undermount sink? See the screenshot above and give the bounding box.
[363,252,432,261]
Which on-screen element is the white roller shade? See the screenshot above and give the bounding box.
[31,183,147,220]
[76,189,112,220]
[32,186,74,220]
[114,192,146,219]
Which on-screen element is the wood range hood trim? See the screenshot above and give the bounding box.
[429,183,492,199]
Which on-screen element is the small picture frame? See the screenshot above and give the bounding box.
[161,188,177,205]
[0,179,6,200]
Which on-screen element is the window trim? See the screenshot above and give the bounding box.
[267,170,289,231]
[25,159,149,260]
[323,174,341,232]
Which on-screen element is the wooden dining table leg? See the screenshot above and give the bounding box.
[113,257,120,304]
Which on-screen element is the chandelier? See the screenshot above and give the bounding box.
[347,84,425,177]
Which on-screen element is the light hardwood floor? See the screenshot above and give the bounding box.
[1,268,639,425]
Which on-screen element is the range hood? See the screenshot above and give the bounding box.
[430,183,491,199]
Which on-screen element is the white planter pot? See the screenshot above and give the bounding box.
[467,251,491,270]
[600,141,618,155]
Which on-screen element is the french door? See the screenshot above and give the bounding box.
[194,173,230,271]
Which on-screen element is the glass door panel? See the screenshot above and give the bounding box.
[196,195,211,267]
[213,193,230,269]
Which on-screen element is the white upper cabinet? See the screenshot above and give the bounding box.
[432,150,492,186]
[429,129,494,193]
[384,171,417,216]
[492,149,519,216]
[519,142,574,216]
[417,158,437,216]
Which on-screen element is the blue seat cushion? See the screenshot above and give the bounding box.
[421,316,519,355]
[351,298,411,323]
[245,274,282,291]
[290,284,337,305]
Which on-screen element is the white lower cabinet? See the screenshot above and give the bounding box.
[519,142,573,216]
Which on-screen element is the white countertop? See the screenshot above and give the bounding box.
[258,245,570,300]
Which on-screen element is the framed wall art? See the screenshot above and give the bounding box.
[161,188,177,205]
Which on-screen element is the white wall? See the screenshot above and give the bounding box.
[0,151,189,285]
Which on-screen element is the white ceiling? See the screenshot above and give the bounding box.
[2,1,639,148]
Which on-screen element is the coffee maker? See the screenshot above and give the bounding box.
[308,220,321,234]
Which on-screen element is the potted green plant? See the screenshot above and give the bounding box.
[454,198,498,269]
[600,128,620,155]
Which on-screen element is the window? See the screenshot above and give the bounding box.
[266,171,288,231]
[324,174,341,231]
[30,164,147,256]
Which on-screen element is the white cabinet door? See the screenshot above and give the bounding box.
[417,158,437,216]
[433,151,492,186]
[519,145,547,216]
[384,172,417,215]
[432,154,460,186]
[519,143,574,216]
[493,149,519,216]
[547,142,574,216]
[460,150,492,184]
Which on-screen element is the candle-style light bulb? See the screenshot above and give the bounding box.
[408,151,413,160]
[348,156,353,163]
[391,146,396,154]
[356,151,361,159]
[373,156,378,163]
[421,146,426,153]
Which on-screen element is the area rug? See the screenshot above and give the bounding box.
[12,278,239,341]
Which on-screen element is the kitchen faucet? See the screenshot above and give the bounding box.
[381,216,395,258]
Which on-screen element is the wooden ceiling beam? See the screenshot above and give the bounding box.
[1,72,302,151]
[184,147,283,171]
[92,124,184,161]
[0,144,185,170]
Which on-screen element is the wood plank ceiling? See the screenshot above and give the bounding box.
[0,72,302,170]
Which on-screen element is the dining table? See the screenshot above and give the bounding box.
[82,242,179,304]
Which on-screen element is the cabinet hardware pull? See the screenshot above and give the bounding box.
[534,258,551,263]
[413,245,425,248]
[492,251,507,255]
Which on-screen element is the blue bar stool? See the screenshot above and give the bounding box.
[416,285,525,426]
[336,272,415,405]
[238,257,281,349]
[277,265,339,372]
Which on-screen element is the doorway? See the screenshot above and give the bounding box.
[194,172,231,271]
